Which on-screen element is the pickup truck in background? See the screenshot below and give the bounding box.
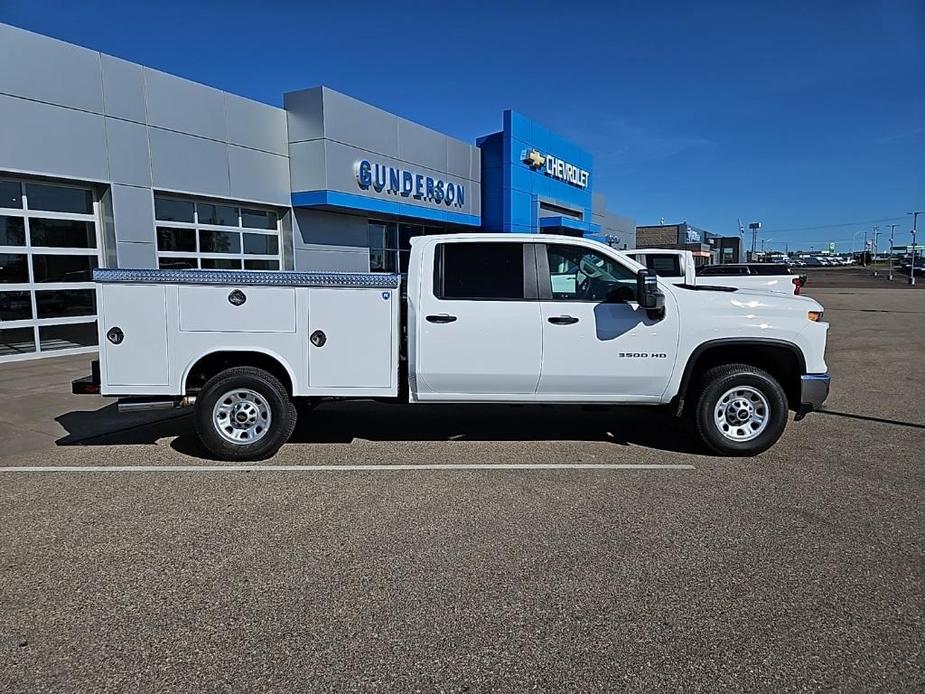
[73,234,830,460]
[626,249,806,295]
[698,262,807,295]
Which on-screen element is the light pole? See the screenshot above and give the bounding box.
[909,211,920,286]
[852,229,866,260]
[888,223,897,281]
[748,222,761,260]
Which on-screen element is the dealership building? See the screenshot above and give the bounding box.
[0,22,635,363]
[635,222,743,266]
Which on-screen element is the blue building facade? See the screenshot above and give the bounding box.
[479,110,597,236]
[284,88,634,272]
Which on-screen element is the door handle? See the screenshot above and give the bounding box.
[426,314,458,324]
[548,315,579,325]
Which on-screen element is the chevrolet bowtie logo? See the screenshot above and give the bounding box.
[522,149,546,169]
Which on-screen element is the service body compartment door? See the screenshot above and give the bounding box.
[100,284,169,386]
[178,286,295,333]
[308,288,395,389]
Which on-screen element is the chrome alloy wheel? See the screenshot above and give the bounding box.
[212,388,272,445]
[713,385,770,442]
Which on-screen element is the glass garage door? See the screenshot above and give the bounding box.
[154,195,281,272]
[368,221,445,273]
[0,179,100,361]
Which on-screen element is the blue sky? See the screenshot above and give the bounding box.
[2,0,923,251]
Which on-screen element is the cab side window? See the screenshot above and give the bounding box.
[748,264,792,276]
[544,244,637,302]
[435,242,526,300]
[699,265,745,276]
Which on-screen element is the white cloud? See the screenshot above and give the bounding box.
[566,113,717,166]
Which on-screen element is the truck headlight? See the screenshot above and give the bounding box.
[808,310,823,322]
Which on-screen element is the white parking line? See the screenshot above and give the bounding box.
[0,463,694,473]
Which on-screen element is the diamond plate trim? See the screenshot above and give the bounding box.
[93,268,401,289]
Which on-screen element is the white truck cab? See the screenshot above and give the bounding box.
[74,233,830,460]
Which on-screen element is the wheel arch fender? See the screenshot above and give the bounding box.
[181,348,297,396]
[672,338,806,415]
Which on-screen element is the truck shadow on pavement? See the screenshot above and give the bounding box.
[55,400,705,457]
[816,408,925,430]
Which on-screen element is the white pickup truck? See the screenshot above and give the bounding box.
[626,249,806,295]
[73,233,830,460]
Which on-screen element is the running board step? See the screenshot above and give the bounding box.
[117,396,195,413]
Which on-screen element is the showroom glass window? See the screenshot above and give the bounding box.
[154,195,282,271]
[0,179,100,361]
[368,221,444,273]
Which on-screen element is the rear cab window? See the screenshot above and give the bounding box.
[642,254,683,278]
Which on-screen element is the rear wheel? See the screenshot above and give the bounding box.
[694,364,788,456]
[195,367,296,461]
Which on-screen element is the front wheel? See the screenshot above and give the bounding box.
[195,367,297,461]
[694,364,788,456]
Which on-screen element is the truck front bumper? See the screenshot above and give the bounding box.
[795,373,830,420]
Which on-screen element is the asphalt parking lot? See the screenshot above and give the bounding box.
[1,269,923,693]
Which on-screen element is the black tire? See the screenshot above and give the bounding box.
[693,364,788,456]
[195,366,297,461]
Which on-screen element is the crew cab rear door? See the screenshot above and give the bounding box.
[412,240,542,398]
[535,242,679,400]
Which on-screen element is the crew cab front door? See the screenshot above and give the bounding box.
[414,241,542,398]
[536,243,679,400]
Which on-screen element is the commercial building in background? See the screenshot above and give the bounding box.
[0,23,634,363]
[635,222,742,266]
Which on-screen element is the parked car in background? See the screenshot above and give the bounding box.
[899,256,925,275]
[696,263,807,295]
